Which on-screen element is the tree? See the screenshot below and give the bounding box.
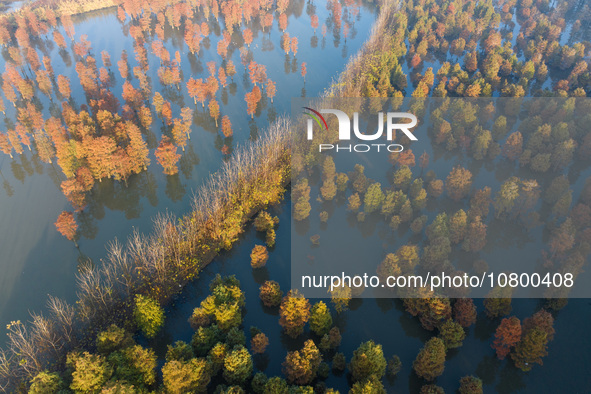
[453,299,477,328]
[293,178,311,221]
[266,79,276,103]
[470,187,491,219]
[459,376,483,394]
[251,372,268,392]
[138,106,153,129]
[420,384,445,394]
[55,211,77,242]
[162,358,211,393]
[446,166,472,201]
[463,216,487,252]
[350,376,387,394]
[382,355,400,380]
[243,28,253,47]
[155,136,181,175]
[364,183,385,213]
[0,132,13,159]
[250,245,269,268]
[449,209,468,244]
[110,345,157,388]
[189,78,208,107]
[28,371,64,394]
[523,310,554,342]
[259,281,283,307]
[96,324,134,355]
[118,51,129,79]
[191,325,223,357]
[349,340,387,382]
[330,284,351,313]
[438,320,466,349]
[53,30,67,49]
[245,87,261,118]
[264,377,288,393]
[511,327,548,371]
[279,290,311,338]
[503,131,523,161]
[251,332,269,354]
[290,36,298,55]
[36,70,52,97]
[57,75,71,99]
[413,337,446,381]
[393,165,412,190]
[392,149,416,167]
[66,352,112,393]
[483,286,513,318]
[301,62,307,81]
[283,340,321,385]
[221,115,233,138]
[428,179,444,198]
[226,60,237,80]
[492,316,521,360]
[309,301,332,336]
[133,294,164,338]
[218,67,227,87]
[209,99,220,126]
[161,101,173,125]
[223,345,253,384]
[199,276,244,331]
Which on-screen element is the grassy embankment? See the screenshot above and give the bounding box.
[0,0,398,389]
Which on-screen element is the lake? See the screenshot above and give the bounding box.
[1,0,590,392]
[0,0,378,338]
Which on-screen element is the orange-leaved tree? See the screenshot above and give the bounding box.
[492,316,521,360]
[55,211,78,244]
[155,136,181,175]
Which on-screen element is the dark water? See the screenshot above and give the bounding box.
[0,2,378,338]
